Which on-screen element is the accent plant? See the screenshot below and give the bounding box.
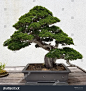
[0,62,7,76]
[3,6,83,68]
[0,62,6,71]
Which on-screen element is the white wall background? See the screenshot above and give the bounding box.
[0,0,86,70]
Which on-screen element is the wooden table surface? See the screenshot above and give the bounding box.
[0,66,86,85]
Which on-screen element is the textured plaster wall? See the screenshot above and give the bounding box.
[0,0,86,70]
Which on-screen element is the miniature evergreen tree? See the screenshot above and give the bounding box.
[3,6,83,68]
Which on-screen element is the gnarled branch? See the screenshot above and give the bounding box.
[66,60,75,67]
[33,39,54,51]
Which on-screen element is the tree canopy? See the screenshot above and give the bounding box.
[3,6,83,61]
[46,47,82,60]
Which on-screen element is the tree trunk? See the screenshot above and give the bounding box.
[44,56,57,68]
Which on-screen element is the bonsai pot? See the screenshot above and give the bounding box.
[22,63,71,85]
[0,70,9,77]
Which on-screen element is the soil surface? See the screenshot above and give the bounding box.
[26,64,66,71]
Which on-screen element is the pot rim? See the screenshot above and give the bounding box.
[22,63,71,73]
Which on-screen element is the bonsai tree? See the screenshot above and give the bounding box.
[3,6,83,68]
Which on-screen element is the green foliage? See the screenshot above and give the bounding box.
[3,5,83,61]
[43,26,61,33]
[11,32,34,40]
[3,39,12,46]
[19,6,53,20]
[4,6,62,51]
[13,6,57,30]
[46,47,83,60]
[3,32,33,50]
[38,26,74,45]
[63,47,83,60]
[3,38,31,51]
[30,6,53,16]
[8,41,30,50]
[28,15,60,30]
[0,62,6,71]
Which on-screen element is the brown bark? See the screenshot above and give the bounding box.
[44,56,57,68]
[27,39,75,68]
[66,60,75,67]
[28,39,74,68]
